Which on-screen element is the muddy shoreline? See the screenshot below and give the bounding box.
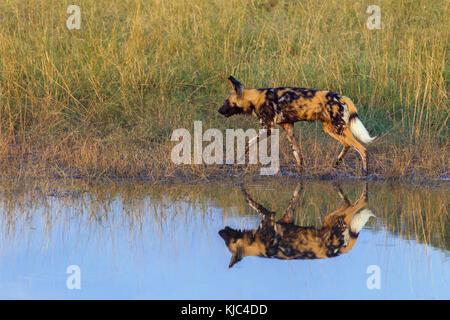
[1,165,448,189]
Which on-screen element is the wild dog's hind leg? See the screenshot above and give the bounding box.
[334,145,350,168]
[240,186,274,216]
[323,123,368,175]
[341,128,368,175]
[343,183,370,226]
[280,123,303,167]
[322,122,350,168]
[334,184,351,209]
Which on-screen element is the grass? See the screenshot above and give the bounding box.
[0,0,448,181]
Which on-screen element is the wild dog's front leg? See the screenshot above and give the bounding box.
[278,182,303,224]
[240,186,275,216]
[239,124,273,163]
[280,123,303,167]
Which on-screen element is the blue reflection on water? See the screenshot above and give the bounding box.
[0,190,448,300]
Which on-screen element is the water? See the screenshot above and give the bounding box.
[0,178,448,299]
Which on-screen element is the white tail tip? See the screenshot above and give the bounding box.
[350,117,376,144]
[350,209,375,234]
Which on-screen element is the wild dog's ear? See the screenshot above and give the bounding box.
[228,76,244,97]
[219,227,232,245]
[219,226,243,245]
[229,247,244,268]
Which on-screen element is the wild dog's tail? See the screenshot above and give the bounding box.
[349,209,375,235]
[341,96,376,144]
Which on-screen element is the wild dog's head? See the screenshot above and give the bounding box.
[218,76,255,117]
[218,226,263,268]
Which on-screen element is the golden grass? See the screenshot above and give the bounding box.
[0,0,448,181]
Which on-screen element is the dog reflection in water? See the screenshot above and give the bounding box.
[219,183,374,268]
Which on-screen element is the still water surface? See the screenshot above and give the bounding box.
[0,179,448,299]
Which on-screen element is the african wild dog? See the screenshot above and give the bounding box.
[219,183,374,268]
[218,76,376,175]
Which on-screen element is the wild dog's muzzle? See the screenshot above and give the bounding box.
[218,104,232,117]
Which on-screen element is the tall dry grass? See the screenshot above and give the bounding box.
[0,0,448,181]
